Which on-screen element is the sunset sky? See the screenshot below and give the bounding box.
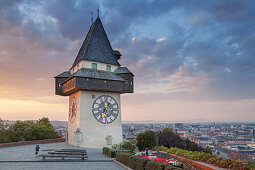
[0,0,254,122]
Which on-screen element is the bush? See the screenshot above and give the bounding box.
[128,155,137,169]
[112,144,121,150]
[134,156,150,170]
[120,140,136,152]
[137,130,158,151]
[145,160,166,170]
[157,146,168,152]
[102,147,116,158]
[116,152,133,166]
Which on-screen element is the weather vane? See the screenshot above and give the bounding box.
[97,5,100,18]
[91,11,93,24]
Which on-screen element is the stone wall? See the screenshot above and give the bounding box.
[0,138,65,148]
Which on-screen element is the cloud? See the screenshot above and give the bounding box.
[156,38,166,43]
[0,0,255,121]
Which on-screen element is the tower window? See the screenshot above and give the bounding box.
[106,65,111,71]
[77,64,79,70]
[92,63,97,70]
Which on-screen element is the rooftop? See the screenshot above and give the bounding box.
[72,18,120,68]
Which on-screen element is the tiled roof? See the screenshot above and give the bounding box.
[72,18,120,67]
[54,71,71,78]
[73,68,125,81]
[114,67,133,75]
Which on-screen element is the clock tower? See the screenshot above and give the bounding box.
[54,17,134,148]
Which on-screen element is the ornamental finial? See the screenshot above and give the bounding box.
[97,5,100,18]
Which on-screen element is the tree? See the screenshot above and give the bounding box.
[204,146,212,154]
[158,128,204,152]
[23,123,60,141]
[136,130,158,151]
[0,118,8,131]
[158,128,183,149]
[37,117,53,128]
[0,117,60,143]
[0,118,8,143]
[6,121,34,142]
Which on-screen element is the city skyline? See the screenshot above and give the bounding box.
[0,0,255,122]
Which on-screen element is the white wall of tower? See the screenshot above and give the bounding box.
[68,91,81,145]
[68,90,123,148]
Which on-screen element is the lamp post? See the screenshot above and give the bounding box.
[74,128,83,147]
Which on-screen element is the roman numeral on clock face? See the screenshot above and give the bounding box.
[92,95,119,124]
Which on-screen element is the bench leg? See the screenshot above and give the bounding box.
[42,156,46,160]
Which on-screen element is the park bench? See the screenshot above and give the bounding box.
[39,148,88,160]
[47,152,87,155]
[61,149,86,151]
[39,154,88,160]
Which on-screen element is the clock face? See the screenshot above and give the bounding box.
[69,97,77,123]
[92,95,119,124]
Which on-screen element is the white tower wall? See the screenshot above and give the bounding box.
[68,90,123,148]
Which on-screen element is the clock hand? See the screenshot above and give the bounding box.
[102,104,107,118]
[105,102,111,114]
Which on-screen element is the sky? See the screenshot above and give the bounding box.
[0,0,254,122]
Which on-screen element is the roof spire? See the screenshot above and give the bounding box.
[91,11,93,24]
[97,5,100,18]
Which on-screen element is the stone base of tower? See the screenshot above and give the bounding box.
[67,90,123,148]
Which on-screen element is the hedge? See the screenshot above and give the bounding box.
[103,147,116,158]
[116,152,181,170]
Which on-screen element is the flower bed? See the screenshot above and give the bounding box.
[116,152,182,170]
[158,146,255,170]
[142,155,181,166]
[133,149,183,168]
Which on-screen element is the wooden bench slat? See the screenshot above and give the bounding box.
[48,152,87,155]
[61,149,86,151]
[54,150,86,153]
[39,154,88,160]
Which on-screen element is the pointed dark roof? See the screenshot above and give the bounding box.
[72,18,120,67]
[54,71,71,78]
[114,67,133,75]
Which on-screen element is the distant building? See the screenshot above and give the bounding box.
[175,123,184,130]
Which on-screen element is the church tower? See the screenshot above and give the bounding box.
[54,17,134,148]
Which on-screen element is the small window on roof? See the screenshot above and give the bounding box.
[106,65,111,71]
[77,64,79,70]
[92,63,97,70]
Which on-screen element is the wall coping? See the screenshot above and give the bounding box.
[0,138,66,148]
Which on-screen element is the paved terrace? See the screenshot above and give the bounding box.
[0,142,124,170]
